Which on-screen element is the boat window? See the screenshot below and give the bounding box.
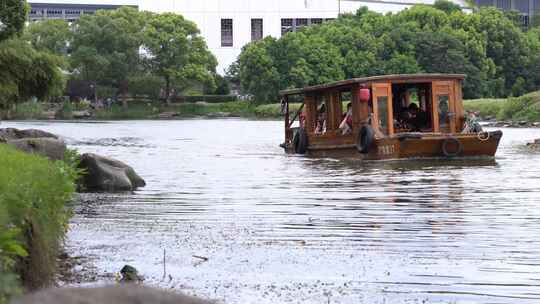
[392,83,433,133]
[314,94,327,134]
[339,90,353,135]
[438,94,450,130]
[377,96,389,135]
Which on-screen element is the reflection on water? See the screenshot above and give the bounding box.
[3,120,540,304]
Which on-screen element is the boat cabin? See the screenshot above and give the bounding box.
[280,74,502,159]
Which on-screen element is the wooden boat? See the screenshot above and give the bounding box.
[280,74,502,160]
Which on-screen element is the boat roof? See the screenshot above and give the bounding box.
[279,73,466,96]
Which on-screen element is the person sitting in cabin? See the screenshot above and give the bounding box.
[339,103,353,135]
[315,104,327,134]
[299,108,306,128]
[401,103,429,131]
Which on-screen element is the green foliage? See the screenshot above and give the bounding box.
[0,0,28,42]
[71,7,146,87]
[206,74,231,95]
[10,101,45,120]
[0,39,65,108]
[128,75,164,99]
[0,144,77,300]
[238,38,281,102]
[433,0,462,14]
[24,19,72,56]
[237,5,538,102]
[143,13,217,96]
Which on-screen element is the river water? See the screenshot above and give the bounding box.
[4,120,540,303]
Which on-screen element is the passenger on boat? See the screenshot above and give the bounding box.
[315,104,327,134]
[339,103,353,135]
[400,103,429,131]
[462,111,483,133]
[298,107,306,128]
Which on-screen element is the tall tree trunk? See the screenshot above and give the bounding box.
[165,76,171,105]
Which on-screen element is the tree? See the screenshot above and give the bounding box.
[71,7,146,88]
[24,19,72,55]
[143,13,217,102]
[433,0,462,14]
[238,38,281,102]
[0,39,65,108]
[0,0,64,109]
[236,4,538,100]
[0,0,28,42]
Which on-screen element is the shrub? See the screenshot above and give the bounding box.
[179,95,238,103]
[128,75,164,99]
[10,102,45,120]
[0,145,77,302]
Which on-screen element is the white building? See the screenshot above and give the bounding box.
[139,0,466,73]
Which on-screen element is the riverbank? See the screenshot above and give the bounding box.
[464,91,540,126]
[0,144,78,303]
[5,91,540,126]
[3,101,302,121]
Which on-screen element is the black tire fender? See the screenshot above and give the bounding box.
[441,137,463,157]
[293,128,308,154]
[356,124,374,154]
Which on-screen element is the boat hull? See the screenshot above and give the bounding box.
[285,131,503,160]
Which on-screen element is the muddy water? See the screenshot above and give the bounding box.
[4,120,540,303]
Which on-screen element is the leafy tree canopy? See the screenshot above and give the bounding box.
[236,4,537,101]
[143,13,217,100]
[70,7,146,87]
[0,0,28,42]
[24,19,72,56]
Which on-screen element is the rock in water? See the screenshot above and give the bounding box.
[78,153,146,191]
[6,138,67,161]
[120,265,142,283]
[11,285,214,304]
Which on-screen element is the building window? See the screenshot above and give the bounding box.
[295,18,308,29]
[535,0,540,13]
[251,19,263,42]
[310,18,323,25]
[221,19,233,47]
[518,14,529,28]
[281,18,293,35]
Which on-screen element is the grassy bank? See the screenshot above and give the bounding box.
[14,91,540,123]
[464,91,540,122]
[4,100,304,120]
[0,145,78,303]
[94,101,303,119]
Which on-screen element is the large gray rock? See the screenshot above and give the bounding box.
[79,153,146,192]
[0,128,58,142]
[0,128,65,160]
[11,285,213,304]
[6,138,67,161]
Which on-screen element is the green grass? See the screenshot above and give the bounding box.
[0,145,78,303]
[9,102,46,120]
[92,101,288,119]
[464,91,540,122]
